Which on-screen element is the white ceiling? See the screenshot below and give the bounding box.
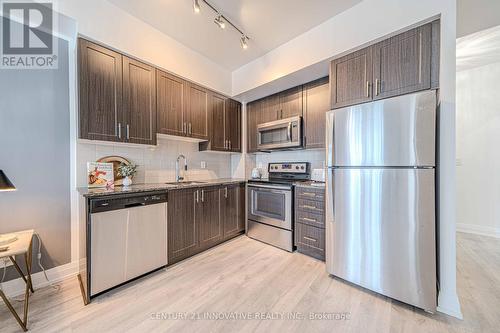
[457,25,500,72]
[457,0,500,38]
[108,0,361,70]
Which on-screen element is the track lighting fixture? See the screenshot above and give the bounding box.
[193,0,200,13]
[195,0,250,49]
[214,15,225,29]
[240,35,248,49]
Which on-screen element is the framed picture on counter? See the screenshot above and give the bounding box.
[87,162,114,188]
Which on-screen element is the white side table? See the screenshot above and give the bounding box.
[0,229,34,332]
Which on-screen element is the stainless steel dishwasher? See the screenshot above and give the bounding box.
[88,192,168,297]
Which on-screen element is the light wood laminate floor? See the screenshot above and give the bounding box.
[1,233,498,332]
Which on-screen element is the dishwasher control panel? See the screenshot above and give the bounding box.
[90,192,168,213]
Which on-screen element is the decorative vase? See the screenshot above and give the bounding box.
[123,176,132,187]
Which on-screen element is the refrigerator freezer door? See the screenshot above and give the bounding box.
[331,90,436,167]
[326,168,436,311]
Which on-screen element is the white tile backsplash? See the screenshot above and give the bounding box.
[251,149,325,178]
[76,137,235,187]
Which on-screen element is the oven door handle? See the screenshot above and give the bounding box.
[248,184,292,191]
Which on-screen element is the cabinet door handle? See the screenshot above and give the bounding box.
[201,189,204,202]
[224,187,228,198]
[303,236,317,242]
[229,140,232,150]
[302,192,316,197]
[375,79,380,96]
[117,123,122,139]
[302,205,318,210]
[366,81,370,97]
[183,122,186,134]
[276,110,279,119]
[303,217,317,222]
[126,124,130,140]
[188,123,192,135]
[196,190,199,203]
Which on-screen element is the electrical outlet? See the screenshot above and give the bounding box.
[1,257,13,268]
[200,161,207,169]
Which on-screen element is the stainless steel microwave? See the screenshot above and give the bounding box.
[257,116,302,150]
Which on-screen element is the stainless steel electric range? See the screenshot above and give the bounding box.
[247,162,311,251]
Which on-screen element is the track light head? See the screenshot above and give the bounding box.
[214,15,225,29]
[193,0,200,13]
[240,35,248,49]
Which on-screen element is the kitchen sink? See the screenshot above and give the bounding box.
[164,181,207,186]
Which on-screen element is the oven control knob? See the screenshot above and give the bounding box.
[295,166,299,170]
[301,166,304,170]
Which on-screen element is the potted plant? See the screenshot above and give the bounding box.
[118,163,137,186]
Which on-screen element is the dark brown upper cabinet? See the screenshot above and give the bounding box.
[261,93,281,123]
[258,88,303,123]
[122,56,157,145]
[247,100,261,153]
[280,86,303,119]
[330,21,438,109]
[304,77,330,149]
[185,83,209,140]
[209,93,227,151]
[78,39,123,142]
[246,87,303,152]
[157,72,209,140]
[200,95,241,152]
[330,46,373,109]
[372,23,432,100]
[156,70,186,137]
[79,39,156,145]
[226,99,242,152]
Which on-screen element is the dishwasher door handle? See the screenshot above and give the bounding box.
[125,202,146,208]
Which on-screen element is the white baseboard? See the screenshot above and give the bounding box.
[457,223,500,239]
[438,290,463,319]
[0,261,78,298]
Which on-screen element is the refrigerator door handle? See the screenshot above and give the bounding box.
[325,168,334,224]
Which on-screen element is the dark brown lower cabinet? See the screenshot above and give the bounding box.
[222,183,245,240]
[167,183,246,265]
[198,186,222,251]
[167,188,198,265]
[295,223,325,261]
[295,185,325,261]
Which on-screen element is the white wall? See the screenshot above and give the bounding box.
[457,0,500,37]
[54,0,231,95]
[231,0,460,318]
[456,62,500,238]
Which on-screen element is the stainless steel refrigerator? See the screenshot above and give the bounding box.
[325,90,437,312]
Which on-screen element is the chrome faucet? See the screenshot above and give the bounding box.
[175,154,187,182]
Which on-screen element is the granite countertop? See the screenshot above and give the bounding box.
[78,178,247,198]
[294,180,326,189]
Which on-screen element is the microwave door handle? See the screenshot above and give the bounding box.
[287,122,292,141]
